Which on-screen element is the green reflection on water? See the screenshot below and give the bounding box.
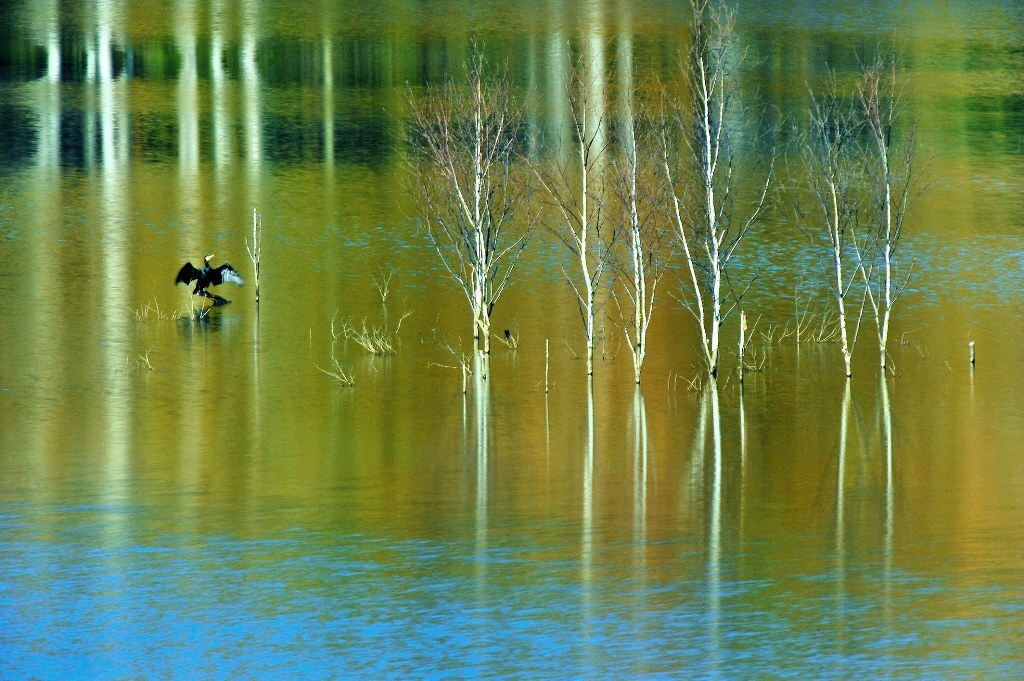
[0,0,1023,676]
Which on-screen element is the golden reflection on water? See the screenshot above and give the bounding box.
[0,0,1023,675]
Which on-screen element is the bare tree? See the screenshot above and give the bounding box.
[536,47,618,376]
[857,54,919,371]
[660,0,773,378]
[614,98,670,385]
[799,72,868,377]
[407,48,535,358]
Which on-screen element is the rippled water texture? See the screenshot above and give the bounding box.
[1,1,1023,677]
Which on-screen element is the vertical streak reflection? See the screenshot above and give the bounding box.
[547,31,571,153]
[474,356,490,605]
[211,0,233,194]
[242,0,263,206]
[706,380,722,672]
[880,375,894,627]
[27,0,63,496]
[176,0,199,188]
[584,2,606,162]
[525,32,539,156]
[33,3,62,244]
[632,387,647,559]
[616,0,633,125]
[322,29,336,219]
[38,4,61,167]
[835,380,852,646]
[98,0,131,546]
[582,377,595,651]
[738,381,747,539]
[176,0,201,508]
[44,0,60,82]
[323,31,335,171]
[686,379,707,507]
[632,387,648,654]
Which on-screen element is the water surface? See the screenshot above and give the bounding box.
[1,0,1023,677]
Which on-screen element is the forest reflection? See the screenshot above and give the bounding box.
[0,0,845,175]
[3,2,1024,677]
[5,0,1020,232]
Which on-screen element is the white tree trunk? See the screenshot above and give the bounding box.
[580,109,595,377]
[831,184,853,378]
[880,162,893,370]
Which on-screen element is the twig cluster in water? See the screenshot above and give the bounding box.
[131,298,169,323]
[332,309,412,356]
[122,348,155,372]
[371,266,396,305]
[316,351,356,387]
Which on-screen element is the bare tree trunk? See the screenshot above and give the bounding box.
[800,75,866,378]
[536,45,615,377]
[663,145,713,371]
[698,41,723,377]
[878,145,893,370]
[407,48,536,365]
[858,54,918,372]
[580,113,596,377]
[661,0,771,379]
[828,174,855,377]
[835,210,854,378]
[628,170,647,385]
[617,114,667,385]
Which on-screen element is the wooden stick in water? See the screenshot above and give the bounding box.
[545,338,550,394]
[738,310,747,383]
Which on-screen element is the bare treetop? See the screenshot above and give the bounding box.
[407,48,537,360]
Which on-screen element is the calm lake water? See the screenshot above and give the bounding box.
[1,0,1023,677]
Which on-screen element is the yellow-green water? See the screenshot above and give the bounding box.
[1,1,1022,676]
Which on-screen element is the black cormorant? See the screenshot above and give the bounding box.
[175,254,245,305]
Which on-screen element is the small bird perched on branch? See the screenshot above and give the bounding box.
[175,254,244,305]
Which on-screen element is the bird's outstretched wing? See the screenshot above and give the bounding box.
[175,262,201,285]
[215,264,245,286]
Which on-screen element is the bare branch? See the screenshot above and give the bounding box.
[406,46,538,358]
[658,0,773,378]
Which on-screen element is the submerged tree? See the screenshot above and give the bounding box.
[857,54,919,372]
[660,0,773,378]
[799,72,867,377]
[536,47,617,377]
[614,92,670,385]
[407,48,535,358]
